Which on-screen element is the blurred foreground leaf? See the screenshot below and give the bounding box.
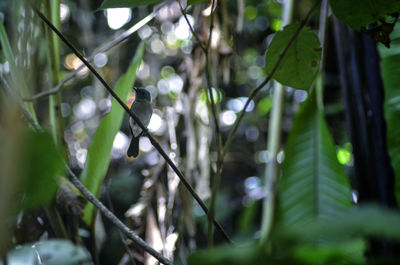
[281,205,400,242]
[189,205,400,265]
[188,243,269,265]
[264,24,321,90]
[81,42,145,225]
[2,239,92,265]
[20,130,63,210]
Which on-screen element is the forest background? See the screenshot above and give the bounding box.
[1,0,400,264]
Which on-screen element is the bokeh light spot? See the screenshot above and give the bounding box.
[106,8,131,30]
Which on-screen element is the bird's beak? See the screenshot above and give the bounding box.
[133,87,138,92]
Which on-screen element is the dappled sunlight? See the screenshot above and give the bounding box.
[106,8,131,30]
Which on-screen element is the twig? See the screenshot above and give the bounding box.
[67,167,172,265]
[33,8,232,244]
[221,0,321,159]
[206,0,216,51]
[24,1,168,102]
[177,0,224,246]
[176,0,207,52]
[14,88,171,264]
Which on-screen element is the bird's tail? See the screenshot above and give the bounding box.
[127,136,140,157]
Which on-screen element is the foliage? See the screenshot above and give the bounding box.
[379,23,400,203]
[329,0,400,46]
[278,91,351,226]
[1,0,400,264]
[264,24,321,90]
[189,205,400,265]
[81,41,145,225]
[20,130,64,210]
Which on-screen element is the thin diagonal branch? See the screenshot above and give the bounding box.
[24,1,168,102]
[33,8,232,244]
[13,87,171,265]
[67,167,172,265]
[221,0,321,159]
[206,0,216,51]
[176,0,207,52]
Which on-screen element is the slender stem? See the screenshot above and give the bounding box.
[172,0,226,245]
[33,8,232,244]
[316,0,329,111]
[199,0,223,246]
[260,0,315,244]
[176,0,207,52]
[24,1,168,102]
[44,205,68,238]
[206,54,223,247]
[222,0,320,160]
[260,82,285,243]
[42,0,69,239]
[206,0,216,50]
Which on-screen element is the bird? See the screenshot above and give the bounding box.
[127,87,152,157]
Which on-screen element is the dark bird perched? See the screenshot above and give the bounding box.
[127,88,152,157]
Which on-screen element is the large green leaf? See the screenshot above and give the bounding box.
[329,0,400,46]
[81,42,145,224]
[378,23,400,203]
[329,0,400,31]
[20,130,64,210]
[278,93,351,227]
[264,24,321,90]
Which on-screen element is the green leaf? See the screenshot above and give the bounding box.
[81,42,145,224]
[4,240,92,265]
[264,24,321,90]
[329,0,400,30]
[329,0,400,47]
[378,23,400,203]
[278,92,351,227]
[98,0,162,9]
[293,240,365,265]
[20,130,63,210]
